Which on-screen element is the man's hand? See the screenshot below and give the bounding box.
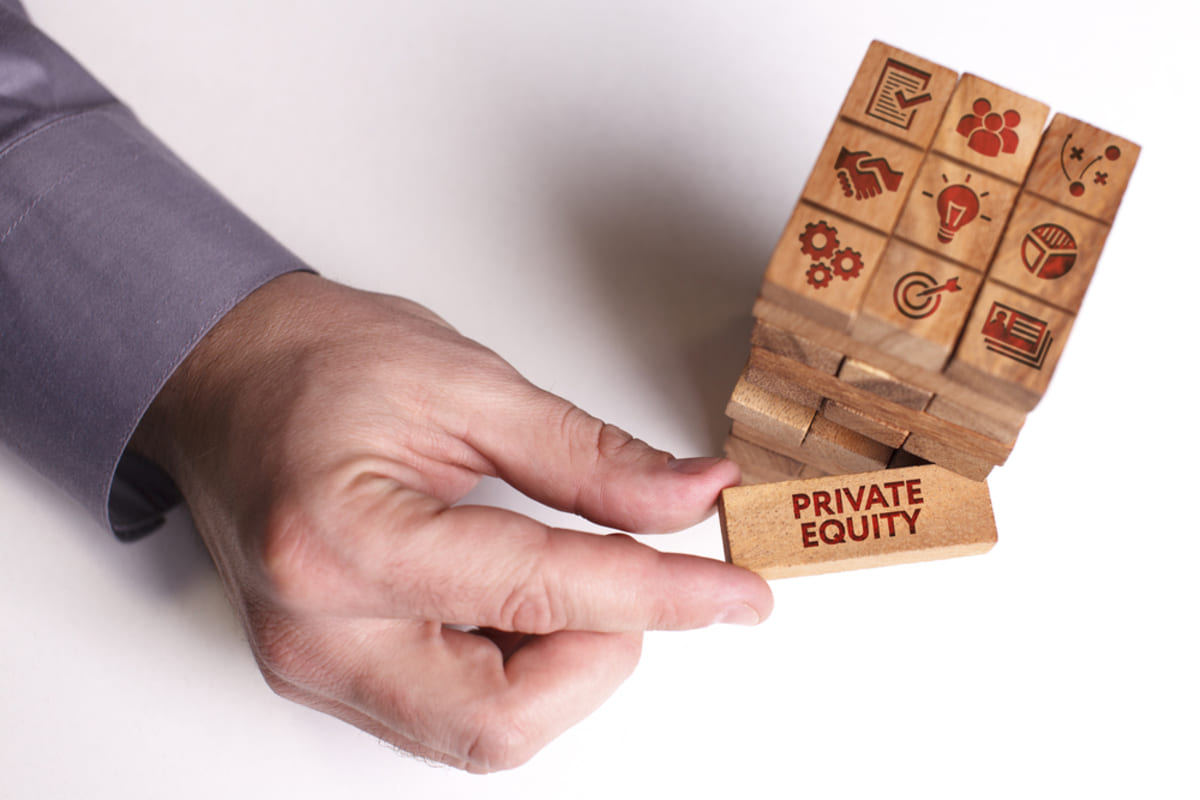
[132,273,772,772]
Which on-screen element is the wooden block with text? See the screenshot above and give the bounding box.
[719,464,997,579]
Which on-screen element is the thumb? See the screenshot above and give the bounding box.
[466,386,740,534]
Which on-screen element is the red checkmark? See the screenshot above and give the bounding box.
[895,90,933,110]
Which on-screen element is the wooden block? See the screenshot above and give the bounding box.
[749,320,844,375]
[746,347,1013,465]
[725,379,817,456]
[850,238,985,371]
[837,41,959,150]
[762,201,891,331]
[796,413,894,475]
[729,419,807,463]
[836,358,932,411]
[930,74,1050,184]
[753,297,1033,430]
[821,399,909,449]
[724,433,806,485]
[925,393,1024,444]
[984,193,1110,314]
[902,434,995,481]
[821,359,921,450]
[891,152,1021,270]
[1023,113,1140,224]
[743,356,826,411]
[943,280,1076,411]
[800,120,926,234]
[718,464,997,579]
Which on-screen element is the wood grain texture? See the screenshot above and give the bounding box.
[750,320,844,374]
[795,412,894,475]
[753,297,1032,425]
[725,378,818,456]
[837,358,933,410]
[902,434,994,481]
[821,398,909,448]
[747,346,1012,464]
[925,394,1024,444]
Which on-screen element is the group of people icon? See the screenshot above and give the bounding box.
[957,98,1021,157]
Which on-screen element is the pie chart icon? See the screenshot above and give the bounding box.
[1021,223,1077,279]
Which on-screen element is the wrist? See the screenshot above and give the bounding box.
[130,271,321,490]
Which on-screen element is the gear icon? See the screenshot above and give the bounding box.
[830,247,864,280]
[806,262,834,289]
[798,221,838,261]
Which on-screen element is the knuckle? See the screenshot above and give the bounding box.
[257,506,328,612]
[497,571,564,634]
[557,406,641,511]
[560,406,635,462]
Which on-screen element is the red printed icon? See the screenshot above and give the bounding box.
[1021,224,1077,279]
[866,59,934,130]
[982,302,1053,369]
[956,98,1021,157]
[1060,134,1122,197]
[834,147,904,201]
[893,272,962,319]
[797,220,865,290]
[922,173,992,243]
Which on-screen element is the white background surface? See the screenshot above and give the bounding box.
[2,1,1194,797]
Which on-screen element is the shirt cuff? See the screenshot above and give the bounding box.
[0,105,309,537]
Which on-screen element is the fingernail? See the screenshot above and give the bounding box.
[667,456,724,476]
[716,602,761,626]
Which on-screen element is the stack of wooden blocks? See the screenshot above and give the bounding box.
[726,41,1136,485]
[719,42,1137,576]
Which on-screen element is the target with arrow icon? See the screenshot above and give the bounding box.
[893,271,963,319]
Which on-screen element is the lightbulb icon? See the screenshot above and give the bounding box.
[935,183,980,243]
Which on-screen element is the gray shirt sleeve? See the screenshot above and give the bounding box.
[0,3,309,538]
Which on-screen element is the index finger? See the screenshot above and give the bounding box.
[292,493,773,633]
